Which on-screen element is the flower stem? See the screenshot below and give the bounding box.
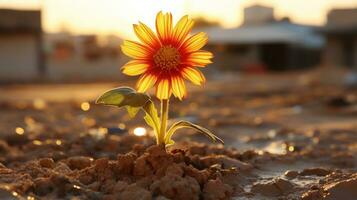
[159,99,169,145]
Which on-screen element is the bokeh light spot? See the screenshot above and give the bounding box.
[133,127,147,136]
[15,127,25,135]
[81,102,90,111]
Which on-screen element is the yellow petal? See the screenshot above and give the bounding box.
[136,73,157,93]
[156,11,173,43]
[172,15,194,45]
[171,76,186,100]
[121,40,151,59]
[133,22,160,49]
[186,50,213,67]
[182,67,206,85]
[156,79,171,100]
[181,32,208,52]
[121,60,149,76]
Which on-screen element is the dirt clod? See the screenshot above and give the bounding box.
[202,178,233,200]
[38,158,55,168]
[251,178,294,196]
[150,174,200,200]
[284,170,299,179]
[300,168,331,177]
[67,156,93,170]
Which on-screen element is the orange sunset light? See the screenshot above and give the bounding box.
[1,0,357,38]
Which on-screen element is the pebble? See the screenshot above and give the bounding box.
[67,156,93,170]
[165,163,184,177]
[251,178,294,197]
[113,181,128,193]
[201,155,253,171]
[284,170,299,179]
[301,189,323,200]
[300,168,331,176]
[202,178,233,200]
[150,174,200,200]
[94,158,109,171]
[117,152,137,174]
[118,184,152,200]
[38,158,55,169]
[34,177,53,196]
[323,176,357,200]
[133,155,153,177]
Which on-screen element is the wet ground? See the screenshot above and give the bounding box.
[0,69,356,199]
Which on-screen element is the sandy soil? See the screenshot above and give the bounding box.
[0,70,356,199]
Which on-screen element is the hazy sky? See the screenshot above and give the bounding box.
[1,0,357,38]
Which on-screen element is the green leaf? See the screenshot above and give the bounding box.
[164,121,224,145]
[142,100,161,138]
[164,139,175,148]
[143,114,156,129]
[96,86,162,144]
[96,87,150,108]
[126,106,141,118]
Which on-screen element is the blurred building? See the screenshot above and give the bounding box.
[44,33,124,82]
[243,5,275,25]
[0,9,44,82]
[0,8,123,83]
[201,5,324,71]
[321,8,357,69]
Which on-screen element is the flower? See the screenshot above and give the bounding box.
[121,11,213,100]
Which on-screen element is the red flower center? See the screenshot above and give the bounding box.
[153,45,181,70]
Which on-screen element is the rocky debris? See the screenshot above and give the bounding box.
[38,158,55,169]
[118,184,152,200]
[34,177,53,196]
[300,168,331,177]
[183,165,209,186]
[117,152,137,174]
[300,172,357,200]
[165,163,184,176]
[2,139,355,200]
[0,140,10,153]
[323,174,357,200]
[200,155,253,171]
[1,74,357,200]
[327,96,352,108]
[251,178,295,197]
[67,156,93,170]
[132,155,152,177]
[151,174,200,200]
[53,162,72,174]
[0,144,240,199]
[202,178,233,200]
[301,188,324,200]
[284,170,299,179]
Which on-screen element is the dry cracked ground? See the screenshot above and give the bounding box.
[0,69,356,200]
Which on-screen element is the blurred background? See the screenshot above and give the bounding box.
[0,2,356,199]
[1,0,357,83]
[0,0,356,148]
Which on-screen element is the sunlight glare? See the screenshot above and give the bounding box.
[81,102,90,111]
[133,127,147,137]
[15,127,25,135]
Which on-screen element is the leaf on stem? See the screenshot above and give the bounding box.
[164,120,224,145]
[96,87,161,140]
[126,106,141,118]
[96,87,150,108]
[143,100,161,138]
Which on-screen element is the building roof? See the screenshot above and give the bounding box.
[0,9,41,33]
[320,8,357,35]
[199,22,324,48]
[320,24,357,35]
